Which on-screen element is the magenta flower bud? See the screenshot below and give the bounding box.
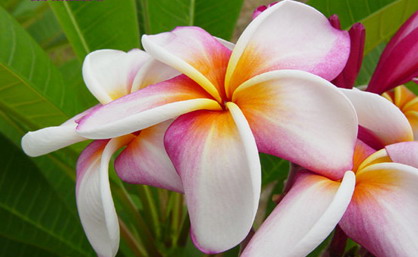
[367,11,418,94]
[332,22,366,89]
[252,1,279,19]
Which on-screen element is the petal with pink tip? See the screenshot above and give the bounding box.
[115,120,183,193]
[367,12,418,93]
[233,70,357,179]
[76,135,134,257]
[340,88,414,145]
[142,27,231,102]
[83,49,150,103]
[21,105,99,157]
[225,0,350,97]
[386,141,418,169]
[241,171,355,257]
[340,163,418,257]
[77,75,222,139]
[164,103,261,253]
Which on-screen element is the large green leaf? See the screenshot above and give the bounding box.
[0,134,94,257]
[0,5,93,132]
[49,0,140,60]
[138,0,243,40]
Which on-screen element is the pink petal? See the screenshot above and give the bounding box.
[241,171,355,257]
[21,105,99,157]
[233,70,358,179]
[367,12,418,94]
[142,27,232,102]
[225,0,350,97]
[82,49,150,103]
[340,88,414,145]
[340,162,418,257]
[114,120,183,193]
[77,75,222,139]
[386,141,418,169]
[164,103,260,253]
[76,135,134,257]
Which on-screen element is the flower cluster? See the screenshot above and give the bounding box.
[21,1,418,257]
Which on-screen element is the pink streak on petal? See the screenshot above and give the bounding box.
[115,120,183,193]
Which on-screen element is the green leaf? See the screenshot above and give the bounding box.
[0,5,93,133]
[138,0,243,40]
[0,134,94,257]
[49,0,140,60]
[0,236,59,257]
[360,0,418,53]
[308,0,395,29]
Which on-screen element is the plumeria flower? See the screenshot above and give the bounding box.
[76,0,358,253]
[241,87,418,257]
[21,49,182,257]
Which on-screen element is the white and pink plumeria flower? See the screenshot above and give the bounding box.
[75,0,359,254]
[22,49,181,257]
[241,85,418,256]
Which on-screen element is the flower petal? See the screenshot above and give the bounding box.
[142,27,232,102]
[340,88,414,145]
[225,0,350,97]
[76,135,133,257]
[164,103,261,253]
[114,120,183,193]
[21,106,98,157]
[77,75,222,139]
[241,171,355,257]
[83,49,150,103]
[233,70,357,179]
[339,162,418,257]
[386,141,418,169]
[367,12,418,93]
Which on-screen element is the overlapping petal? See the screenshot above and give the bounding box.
[114,120,183,193]
[340,88,414,145]
[164,103,260,253]
[339,163,418,257]
[241,171,355,257]
[142,27,231,102]
[76,135,134,257]
[386,141,418,169]
[367,12,418,94]
[77,75,222,139]
[233,70,357,179]
[225,0,350,97]
[83,49,150,103]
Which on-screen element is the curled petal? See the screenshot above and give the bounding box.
[367,12,418,93]
[76,135,134,257]
[21,106,98,156]
[225,0,350,97]
[386,141,418,169]
[142,27,231,102]
[77,75,222,139]
[115,120,183,193]
[340,88,414,145]
[241,171,355,257]
[233,70,358,179]
[164,104,261,253]
[340,163,418,257]
[83,49,150,103]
